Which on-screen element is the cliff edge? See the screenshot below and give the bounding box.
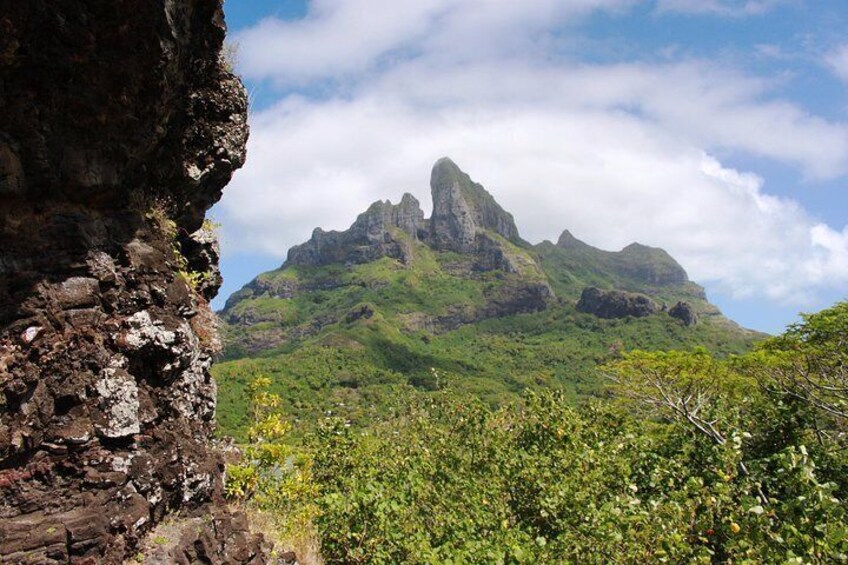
[0,1,266,563]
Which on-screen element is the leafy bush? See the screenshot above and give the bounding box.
[225,377,318,548]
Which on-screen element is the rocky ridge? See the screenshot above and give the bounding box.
[0,2,266,563]
[277,159,697,301]
[287,193,426,267]
[284,157,527,271]
[551,230,692,291]
[221,158,742,360]
[222,159,556,355]
[215,158,764,443]
[428,157,523,253]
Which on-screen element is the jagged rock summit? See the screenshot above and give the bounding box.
[221,157,755,361]
[287,193,426,267]
[286,158,526,269]
[429,157,522,252]
[225,157,714,327]
[222,158,556,352]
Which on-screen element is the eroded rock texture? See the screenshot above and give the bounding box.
[576,287,660,319]
[287,193,427,267]
[669,301,699,326]
[0,1,264,563]
[429,157,523,253]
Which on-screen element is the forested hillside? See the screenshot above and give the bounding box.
[226,300,848,564]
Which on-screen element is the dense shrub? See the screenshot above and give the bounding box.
[228,301,848,564]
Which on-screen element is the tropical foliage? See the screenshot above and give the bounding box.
[225,301,848,564]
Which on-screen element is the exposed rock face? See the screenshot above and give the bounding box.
[287,193,426,267]
[554,232,689,287]
[133,507,269,565]
[181,223,225,302]
[555,230,592,250]
[669,301,698,326]
[615,243,689,286]
[284,159,529,273]
[0,1,264,563]
[223,159,555,356]
[576,287,659,319]
[429,157,522,252]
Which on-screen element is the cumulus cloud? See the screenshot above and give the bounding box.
[217,0,848,308]
[235,0,638,84]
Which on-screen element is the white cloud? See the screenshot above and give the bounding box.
[218,78,848,303]
[654,0,791,17]
[235,0,638,84]
[217,0,848,308]
[825,44,848,83]
[371,60,848,178]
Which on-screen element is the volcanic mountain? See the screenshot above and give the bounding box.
[216,158,761,437]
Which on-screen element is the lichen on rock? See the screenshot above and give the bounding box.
[95,366,141,439]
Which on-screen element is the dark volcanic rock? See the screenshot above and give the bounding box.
[577,287,659,319]
[180,223,224,302]
[0,1,266,563]
[287,193,426,267]
[345,304,376,323]
[136,505,271,565]
[669,301,698,326]
[429,157,522,252]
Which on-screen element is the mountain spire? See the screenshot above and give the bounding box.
[429,157,521,252]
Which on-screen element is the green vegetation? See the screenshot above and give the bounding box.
[216,305,756,442]
[216,164,835,562]
[225,376,318,554]
[226,301,848,564]
[215,234,760,440]
[144,201,216,293]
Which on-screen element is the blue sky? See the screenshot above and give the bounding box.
[213,0,848,333]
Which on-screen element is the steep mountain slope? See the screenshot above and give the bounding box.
[216,159,762,439]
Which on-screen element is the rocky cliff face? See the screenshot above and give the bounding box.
[0,2,265,563]
[576,287,660,319]
[221,159,554,356]
[221,159,757,365]
[555,232,689,288]
[669,301,699,326]
[287,158,531,273]
[429,157,522,253]
[287,193,426,267]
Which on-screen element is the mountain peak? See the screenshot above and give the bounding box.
[432,156,462,177]
[615,241,689,285]
[429,158,521,252]
[285,194,425,267]
[556,230,591,250]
